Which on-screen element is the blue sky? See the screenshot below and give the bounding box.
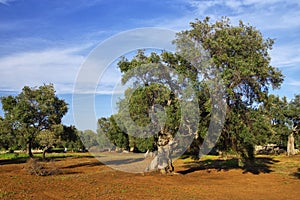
[0,0,300,130]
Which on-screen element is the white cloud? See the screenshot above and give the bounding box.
[0,47,85,93]
[270,43,300,68]
[171,0,300,30]
[0,0,15,5]
[288,80,300,86]
[138,0,298,34]
[0,42,128,94]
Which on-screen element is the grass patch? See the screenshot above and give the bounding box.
[0,152,93,161]
[179,154,219,163]
[37,152,93,159]
[0,152,28,160]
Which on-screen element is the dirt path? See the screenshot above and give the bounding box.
[0,153,299,200]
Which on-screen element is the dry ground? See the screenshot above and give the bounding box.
[0,152,299,200]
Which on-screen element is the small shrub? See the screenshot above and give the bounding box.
[26,158,61,176]
[26,158,45,176]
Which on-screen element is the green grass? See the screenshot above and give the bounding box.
[179,154,220,163]
[0,152,28,160]
[0,152,93,161]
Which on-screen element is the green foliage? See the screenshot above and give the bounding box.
[97,116,129,150]
[263,95,290,145]
[261,94,300,147]
[116,48,200,157]
[79,130,99,150]
[179,16,283,106]
[134,136,156,152]
[0,84,68,157]
[0,117,18,151]
[288,94,300,128]
[0,152,28,160]
[175,17,284,161]
[62,125,84,151]
[249,109,274,145]
[289,95,300,147]
[112,17,284,161]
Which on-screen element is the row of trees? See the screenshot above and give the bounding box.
[95,94,300,154]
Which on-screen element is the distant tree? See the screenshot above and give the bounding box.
[287,95,300,155]
[262,94,300,155]
[97,116,129,150]
[36,124,64,159]
[62,125,84,151]
[0,117,18,151]
[79,129,99,151]
[1,84,68,157]
[263,95,290,146]
[249,108,274,146]
[97,117,114,151]
[37,125,83,158]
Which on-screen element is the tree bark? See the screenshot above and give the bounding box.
[147,132,175,174]
[42,146,49,160]
[27,140,33,157]
[287,133,295,156]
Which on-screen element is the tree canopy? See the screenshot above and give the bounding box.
[99,16,286,172]
[175,17,284,164]
[1,84,68,157]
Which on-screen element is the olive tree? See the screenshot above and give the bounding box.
[1,84,68,157]
[175,17,283,165]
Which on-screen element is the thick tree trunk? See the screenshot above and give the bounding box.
[42,146,49,160]
[287,133,295,156]
[147,132,175,174]
[157,141,174,174]
[146,99,176,174]
[27,140,33,157]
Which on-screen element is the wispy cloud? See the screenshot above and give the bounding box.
[288,79,300,86]
[159,0,300,30]
[128,1,294,39]
[270,43,300,68]
[0,0,15,5]
[0,46,86,93]
[0,41,127,94]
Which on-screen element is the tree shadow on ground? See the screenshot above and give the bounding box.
[63,161,104,169]
[62,157,144,169]
[0,154,95,165]
[0,157,28,165]
[292,168,300,179]
[177,157,279,175]
[103,157,144,165]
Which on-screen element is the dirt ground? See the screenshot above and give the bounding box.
[0,153,299,200]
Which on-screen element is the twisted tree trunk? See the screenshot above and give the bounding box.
[157,133,174,174]
[287,133,295,156]
[42,146,49,160]
[146,131,175,174]
[287,126,297,156]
